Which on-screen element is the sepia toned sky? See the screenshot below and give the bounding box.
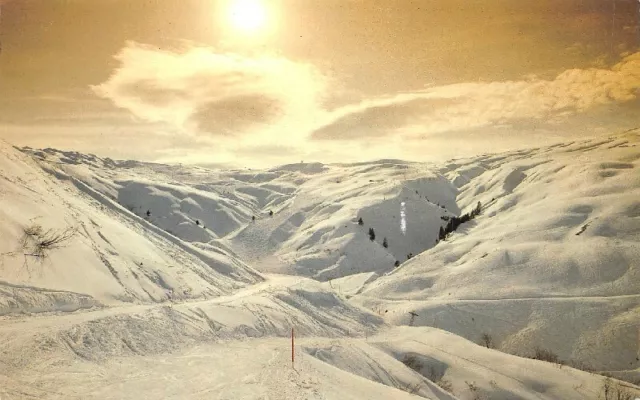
[0,0,639,167]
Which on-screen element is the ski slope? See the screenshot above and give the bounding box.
[358,132,640,378]
[1,132,639,399]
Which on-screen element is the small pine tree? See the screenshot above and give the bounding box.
[358,217,364,225]
[439,226,446,240]
[394,260,400,267]
[269,210,274,217]
[196,220,200,226]
[475,201,482,216]
[383,237,388,248]
[368,227,376,241]
[407,253,413,260]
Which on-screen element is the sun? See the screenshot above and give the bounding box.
[227,0,268,34]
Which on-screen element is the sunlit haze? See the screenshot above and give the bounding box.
[0,0,638,167]
[1,2,640,396]
[227,0,269,34]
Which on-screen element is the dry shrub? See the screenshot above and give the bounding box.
[532,347,560,364]
[601,377,636,400]
[479,333,494,349]
[21,224,77,259]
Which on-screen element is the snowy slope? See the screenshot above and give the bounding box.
[0,142,262,314]
[2,133,639,399]
[3,318,633,400]
[22,147,460,281]
[358,132,640,378]
[308,326,623,400]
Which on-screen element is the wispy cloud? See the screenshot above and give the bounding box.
[95,43,640,144]
[91,43,640,167]
[92,42,328,138]
[312,52,640,140]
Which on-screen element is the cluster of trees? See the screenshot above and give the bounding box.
[354,199,484,270]
[438,201,481,241]
[359,218,377,241]
[358,215,418,266]
[362,199,479,267]
[360,218,388,247]
[365,223,388,249]
[360,217,400,266]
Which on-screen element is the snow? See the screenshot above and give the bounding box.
[2,132,640,399]
[0,143,262,309]
[359,132,640,375]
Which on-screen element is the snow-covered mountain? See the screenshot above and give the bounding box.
[358,132,640,377]
[1,131,639,399]
[0,144,262,312]
[19,146,459,281]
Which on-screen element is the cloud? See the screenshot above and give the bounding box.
[95,42,640,147]
[312,97,462,140]
[190,94,283,136]
[87,44,640,168]
[92,42,328,137]
[312,52,640,140]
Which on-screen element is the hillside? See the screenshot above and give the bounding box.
[0,144,263,313]
[20,147,460,281]
[1,132,639,399]
[357,132,640,379]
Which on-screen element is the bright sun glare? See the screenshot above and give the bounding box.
[227,0,268,34]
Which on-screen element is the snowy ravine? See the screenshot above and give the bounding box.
[0,131,639,399]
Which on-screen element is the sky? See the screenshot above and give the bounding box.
[0,0,639,167]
